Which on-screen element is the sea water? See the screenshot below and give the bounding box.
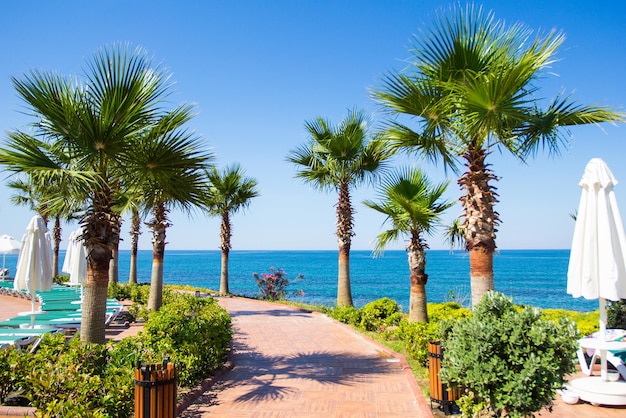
[1,249,598,312]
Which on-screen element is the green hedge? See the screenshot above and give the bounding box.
[0,288,232,417]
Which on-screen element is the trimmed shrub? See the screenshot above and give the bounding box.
[359,297,402,331]
[440,291,579,418]
[1,289,232,416]
[20,333,134,417]
[140,292,232,387]
[328,305,362,326]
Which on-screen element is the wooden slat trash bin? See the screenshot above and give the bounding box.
[134,358,177,418]
[428,341,459,415]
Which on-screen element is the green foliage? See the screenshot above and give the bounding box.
[359,297,402,331]
[395,320,438,366]
[0,345,28,404]
[108,282,150,304]
[1,290,232,415]
[52,275,69,285]
[13,333,134,418]
[428,302,471,323]
[328,305,362,326]
[542,309,598,337]
[140,292,232,387]
[608,300,626,329]
[440,292,579,418]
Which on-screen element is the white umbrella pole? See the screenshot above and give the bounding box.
[600,297,608,381]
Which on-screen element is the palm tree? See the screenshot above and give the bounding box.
[203,164,259,295]
[287,110,392,306]
[364,167,453,322]
[0,45,193,343]
[131,117,214,310]
[371,5,624,308]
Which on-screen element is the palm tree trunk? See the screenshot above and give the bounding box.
[129,209,140,284]
[220,250,229,295]
[148,252,164,311]
[80,259,110,343]
[52,217,61,278]
[469,247,493,308]
[337,248,353,306]
[336,181,354,307]
[80,190,118,343]
[129,250,138,284]
[147,203,169,311]
[408,238,428,323]
[109,244,119,284]
[459,148,499,309]
[219,212,232,295]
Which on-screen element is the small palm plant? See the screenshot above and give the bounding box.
[364,167,453,322]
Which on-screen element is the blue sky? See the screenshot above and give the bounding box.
[0,0,625,251]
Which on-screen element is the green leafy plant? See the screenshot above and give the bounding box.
[140,292,232,387]
[440,291,579,418]
[254,267,304,301]
[327,305,362,326]
[608,299,626,330]
[359,297,402,331]
[1,288,232,415]
[52,275,69,285]
[542,308,598,337]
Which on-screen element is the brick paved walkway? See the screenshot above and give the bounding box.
[180,296,433,417]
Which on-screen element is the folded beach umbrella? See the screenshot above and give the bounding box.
[13,215,53,313]
[0,234,21,274]
[62,228,87,299]
[567,158,626,380]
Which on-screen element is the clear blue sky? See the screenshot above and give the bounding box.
[0,1,624,251]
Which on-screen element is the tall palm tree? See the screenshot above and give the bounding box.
[131,117,214,310]
[372,5,624,308]
[203,164,259,295]
[287,110,392,306]
[0,45,192,343]
[364,167,453,322]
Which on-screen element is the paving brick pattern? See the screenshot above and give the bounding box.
[180,296,432,417]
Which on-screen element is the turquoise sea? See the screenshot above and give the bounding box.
[1,249,598,312]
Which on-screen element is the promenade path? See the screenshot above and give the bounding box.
[180,296,433,417]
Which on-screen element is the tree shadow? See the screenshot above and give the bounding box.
[180,301,404,416]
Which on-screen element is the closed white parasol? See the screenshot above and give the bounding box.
[566,158,626,405]
[13,215,53,314]
[62,228,87,300]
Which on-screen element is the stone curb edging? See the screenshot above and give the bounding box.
[0,405,36,417]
